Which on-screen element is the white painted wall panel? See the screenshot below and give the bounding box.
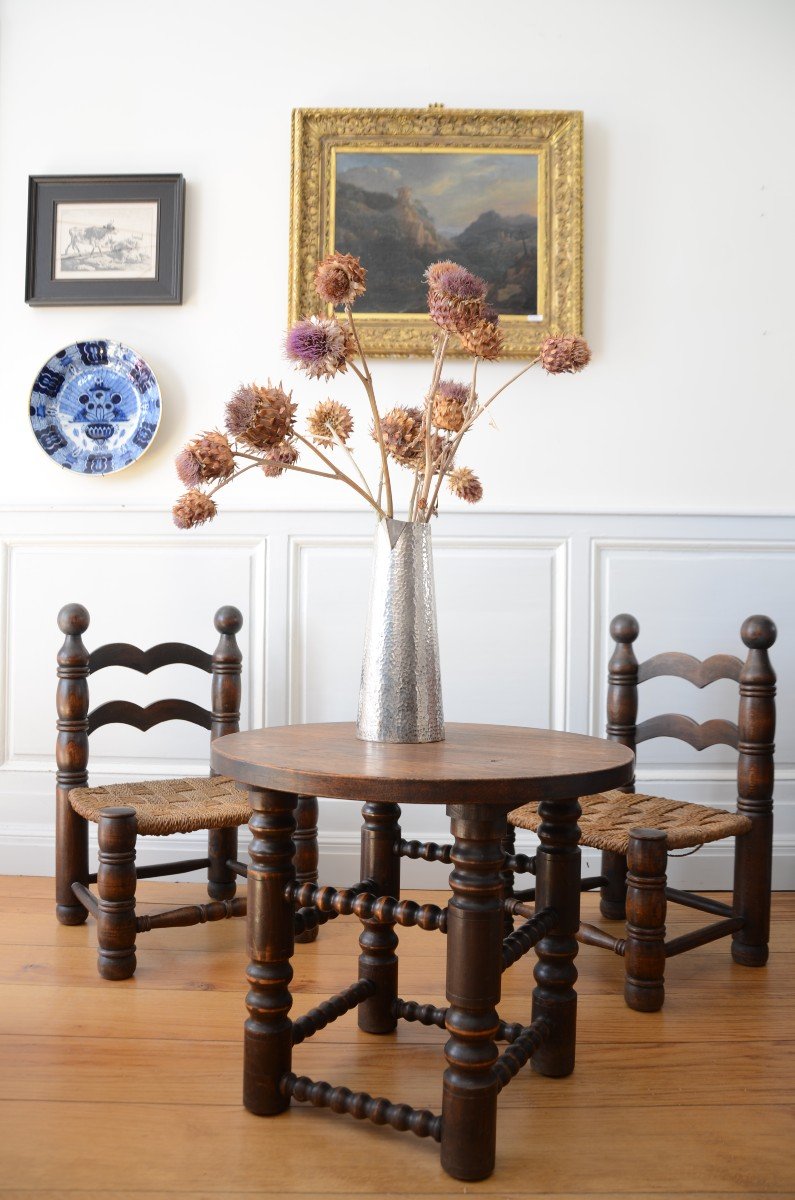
[3,538,265,773]
[593,542,795,766]
[0,0,793,516]
[0,508,792,890]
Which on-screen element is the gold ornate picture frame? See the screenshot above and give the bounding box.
[289,106,582,358]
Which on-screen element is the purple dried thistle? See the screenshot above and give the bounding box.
[175,447,203,488]
[225,385,259,437]
[433,265,487,302]
[436,379,472,405]
[286,320,330,362]
[285,316,352,380]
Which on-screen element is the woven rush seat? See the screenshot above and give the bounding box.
[509,788,752,854]
[69,776,250,836]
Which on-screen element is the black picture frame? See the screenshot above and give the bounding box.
[26,174,185,306]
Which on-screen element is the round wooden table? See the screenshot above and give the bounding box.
[212,722,634,1182]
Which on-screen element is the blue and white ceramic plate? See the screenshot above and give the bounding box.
[29,340,161,475]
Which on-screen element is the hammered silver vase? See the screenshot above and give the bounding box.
[356,517,445,743]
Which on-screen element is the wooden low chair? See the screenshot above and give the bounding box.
[55,602,256,980]
[509,613,777,1011]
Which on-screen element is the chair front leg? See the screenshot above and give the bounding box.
[624,828,667,1012]
[97,806,138,981]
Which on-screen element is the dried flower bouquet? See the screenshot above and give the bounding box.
[172,254,590,530]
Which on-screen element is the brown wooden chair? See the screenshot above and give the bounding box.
[508,613,777,1011]
[54,602,256,980]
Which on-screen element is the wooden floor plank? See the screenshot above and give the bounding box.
[2,1033,792,1109]
[1,1099,792,1195]
[0,879,793,1198]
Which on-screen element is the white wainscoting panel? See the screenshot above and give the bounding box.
[289,533,567,859]
[0,508,793,891]
[3,536,266,775]
[591,538,795,888]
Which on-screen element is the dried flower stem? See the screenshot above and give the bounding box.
[345,304,393,520]
[206,460,262,497]
[293,431,387,518]
[422,360,480,520]
[234,450,336,481]
[414,332,449,520]
[408,469,421,520]
[330,430,377,503]
[476,356,539,418]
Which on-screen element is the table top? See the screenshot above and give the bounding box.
[211,723,635,806]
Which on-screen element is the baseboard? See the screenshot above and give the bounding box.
[2,824,793,891]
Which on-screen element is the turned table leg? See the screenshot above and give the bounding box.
[441,803,506,1182]
[294,795,320,945]
[358,800,401,1034]
[531,793,581,1078]
[244,787,296,1116]
[501,821,516,934]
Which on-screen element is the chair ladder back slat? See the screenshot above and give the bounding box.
[89,642,213,675]
[87,698,213,735]
[638,651,743,687]
[635,713,739,750]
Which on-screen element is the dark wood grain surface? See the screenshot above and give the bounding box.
[211,723,634,804]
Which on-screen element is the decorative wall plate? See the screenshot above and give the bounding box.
[29,340,161,474]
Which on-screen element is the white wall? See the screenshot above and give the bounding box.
[1,0,794,513]
[0,0,793,887]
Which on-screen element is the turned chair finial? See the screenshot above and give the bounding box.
[58,603,90,636]
[610,613,639,644]
[741,614,777,651]
[214,605,243,635]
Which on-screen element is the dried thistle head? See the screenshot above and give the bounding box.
[306,398,354,448]
[426,260,489,335]
[432,379,472,433]
[176,431,234,487]
[424,260,459,289]
[237,382,297,450]
[539,334,592,374]
[262,440,299,478]
[225,385,259,438]
[375,407,445,469]
[428,289,471,335]
[285,316,355,380]
[458,317,504,362]
[430,263,487,304]
[315,252,367,307]
[448,467,483,504]
[172,490,218,529]
[375,406,425,466]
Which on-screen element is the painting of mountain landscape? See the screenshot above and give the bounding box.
[333,150,538,315]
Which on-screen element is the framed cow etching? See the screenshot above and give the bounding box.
[25,174,185,305]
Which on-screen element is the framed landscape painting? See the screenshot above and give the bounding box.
[289,108,582,358]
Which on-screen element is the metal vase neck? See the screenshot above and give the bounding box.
[356,518,445,743]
